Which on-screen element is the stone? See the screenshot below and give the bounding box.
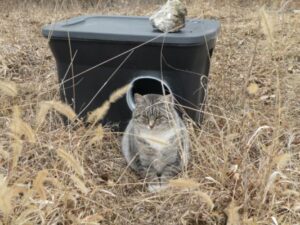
[149,0,187,33]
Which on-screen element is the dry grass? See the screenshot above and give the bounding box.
[36,100,77,127]
[87,84,131,124]
[0,0,299,224]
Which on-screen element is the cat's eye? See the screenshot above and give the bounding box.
[142,115,149,122]
[134,114,141,119]
[156,115,167,120]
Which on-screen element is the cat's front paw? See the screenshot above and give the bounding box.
[148,184,168,193]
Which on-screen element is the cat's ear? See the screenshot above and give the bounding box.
[134,93,144,105]
[161,94,173,103]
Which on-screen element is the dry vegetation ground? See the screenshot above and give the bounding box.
[0,0,299,224]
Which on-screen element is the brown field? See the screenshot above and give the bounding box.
[0,0,299,224]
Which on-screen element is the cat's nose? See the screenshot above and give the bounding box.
[148,120,155,129]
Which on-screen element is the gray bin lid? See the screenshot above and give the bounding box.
[42,15,220,46]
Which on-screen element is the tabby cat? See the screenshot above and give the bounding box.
[122,93,189,192]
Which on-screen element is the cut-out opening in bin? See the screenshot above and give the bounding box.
[126,76,171,110]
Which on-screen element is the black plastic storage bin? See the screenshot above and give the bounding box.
[42,15,220,130]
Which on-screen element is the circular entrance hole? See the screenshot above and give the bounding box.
[126,76,172,111]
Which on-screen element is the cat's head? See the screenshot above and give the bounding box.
[132,93,176,131]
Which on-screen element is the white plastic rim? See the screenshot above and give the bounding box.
[126,76,172,111]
